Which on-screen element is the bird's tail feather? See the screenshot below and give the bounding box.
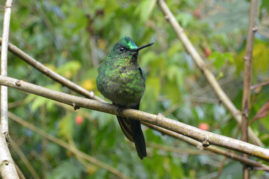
[117,116,147,159]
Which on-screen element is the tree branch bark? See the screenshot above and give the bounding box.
[52,89,268,170]
[0,76,268,161]
[143,122,269,171]
[0,131,18,179]
[242,0,259,178]
[0,38,104,103]
[0,0,19,178]
[157,0,262,146]
[1,0,13,134]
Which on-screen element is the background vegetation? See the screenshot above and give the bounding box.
[1,0,269,178]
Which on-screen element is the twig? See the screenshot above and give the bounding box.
[251,79,269,90]
[143,122,269,171]
[242,0,259,178]
[157,0,262,146]
[149,143,212,155]
[8,112,130,179]
[8,100,25,109]
[6,135,40,179]
[1,76,269,160]
[216,123,241,178]
[216,157,227,179]
[69,140,99,175]
[14,164,25,179]
[0,0,19,178]
[0,38,104,102]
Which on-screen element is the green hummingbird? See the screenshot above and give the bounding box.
[96,36,153,159]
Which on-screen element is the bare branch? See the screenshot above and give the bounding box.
[242,0,259,177]
[251,79,269,91]
[0,132,18,179]
[0,38,104,102]
[8,112,130,179]
[54,96,268,169]
[0,0,19,178]
[157,0,262,146]
[1,76,269,161]
[1,29,267,171]
[1,0,13,134]
[14,164,25,179]
[143,122,269,171]
[148,143,212,155]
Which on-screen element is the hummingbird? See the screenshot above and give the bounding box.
[96,36,153,159]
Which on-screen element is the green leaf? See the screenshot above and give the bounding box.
[209,51,234,69]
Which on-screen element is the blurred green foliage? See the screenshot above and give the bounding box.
[1,0,269,178]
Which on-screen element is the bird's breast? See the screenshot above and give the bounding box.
[97,61,145,106]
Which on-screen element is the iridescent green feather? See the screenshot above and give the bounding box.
[96,36,150,159]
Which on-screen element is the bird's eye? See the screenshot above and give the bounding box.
[119,47,125,52]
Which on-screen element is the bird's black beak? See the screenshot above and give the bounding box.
[136,42,154,51]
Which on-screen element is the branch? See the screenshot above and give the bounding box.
[1,34,267,170]
[1,0,13,134]
[0,38,104,103]
[0,39,236,160]
[14,164,25,179]
[6,136,40,179]
[242,0,259,177]
[143,122,269,171]
[0,131,18,178]
[0,0,19,178]
[1,76,269,161]
[251,79,269,91]
[8,112,130,179]
[157,0,262,146]
[148,143,212,155]
[53,92,268,169]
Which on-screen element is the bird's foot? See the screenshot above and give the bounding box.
[114,104,126,116]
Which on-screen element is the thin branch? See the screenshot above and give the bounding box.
[54,97,269,169]
[8,100,25,109]
[143,122,269,171]
[216,124,241,178]
[251,79,269,91]
[14,164,25,179]
[0,0,19,178]
[0,35,267,170]
[6,135,40,179]
[149,143,212,155]
[0,38,104,102]
[8,112,130,179]
[157,0,262,146]
[242,0,259,178]
[0,39,231,159]
[1,76,269,161]
[68,139,99,176]
[1,0,13,134]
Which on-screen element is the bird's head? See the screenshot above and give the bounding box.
[110,36,153,61]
